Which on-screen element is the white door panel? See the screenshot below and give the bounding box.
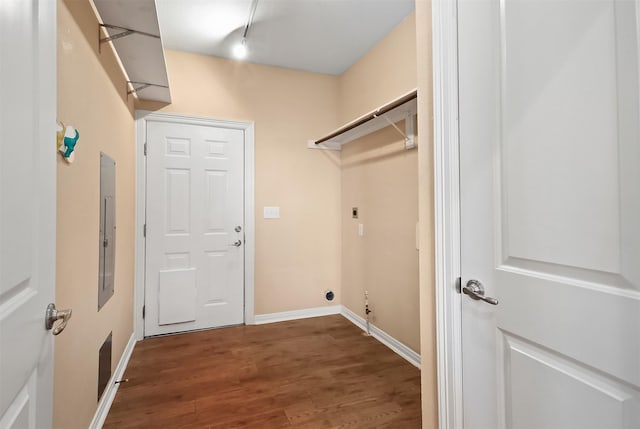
[0,0,56,427]
[459,0,640,427]
[502,333,639,429]
[145,121,244,336]
[158,268,197,325]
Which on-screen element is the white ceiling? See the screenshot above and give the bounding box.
[155,0,415,76]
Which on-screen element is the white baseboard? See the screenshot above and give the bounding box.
[254,305,342,325]
[254,304,420,369]
[89,333,137,429]
[340,305,421,369]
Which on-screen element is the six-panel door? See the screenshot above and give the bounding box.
[145,121,245,337]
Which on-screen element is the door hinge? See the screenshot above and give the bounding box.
[456,277,462,294]
[143,223,147,237]
[143,142,148,156]
[142,305,145,319]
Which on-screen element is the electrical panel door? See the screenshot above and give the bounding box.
[98,153,116,310]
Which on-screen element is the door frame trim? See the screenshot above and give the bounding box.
[432,0,464,428]
[133,111,256,340]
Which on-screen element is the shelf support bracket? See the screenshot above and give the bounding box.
[379,113,416,150]
[126,81,169,100]
[307,140,341,151]
[99,23,160,53]
[405,114,416,149]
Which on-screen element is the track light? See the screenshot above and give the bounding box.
[232,38,248,59]
[232,0,258,61]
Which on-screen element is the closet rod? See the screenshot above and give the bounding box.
[315,89,417,145]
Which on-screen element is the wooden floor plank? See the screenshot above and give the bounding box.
[104,315,421,428]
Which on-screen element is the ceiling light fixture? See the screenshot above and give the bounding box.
[232,39,248,59]
[232,0,259,60]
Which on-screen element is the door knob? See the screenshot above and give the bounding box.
[234,225,242,232]
[45,303,72,335]
[230,240,242,247]
[463,280,498,305]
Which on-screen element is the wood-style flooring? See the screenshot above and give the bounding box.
[104,315,421,428]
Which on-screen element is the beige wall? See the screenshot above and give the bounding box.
[55,1,136,428]
[416,0,438,427]
[338,12,420,352]
[137,51,342,314]
[338,12,417,122]
[340,124,420,351]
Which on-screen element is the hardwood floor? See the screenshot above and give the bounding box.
[104,315,421,428]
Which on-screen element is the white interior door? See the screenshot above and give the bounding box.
[0,0,57,427]
[459,0,640,427]
[145,120,245,337]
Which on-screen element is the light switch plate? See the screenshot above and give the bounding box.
[264,206,280,219]
[358,223,364,236]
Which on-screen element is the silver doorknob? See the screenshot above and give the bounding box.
[45,303,72,335]
[230,240,242,247]
[463,280,498,305]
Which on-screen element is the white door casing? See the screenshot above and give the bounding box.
[453,0,640,428]
[0,0,57,427]
[144,118,247,336]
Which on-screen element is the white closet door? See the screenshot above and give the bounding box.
[458,0,640,427]
[0,0,57,427]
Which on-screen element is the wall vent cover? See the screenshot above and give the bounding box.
[98,332,112,401]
